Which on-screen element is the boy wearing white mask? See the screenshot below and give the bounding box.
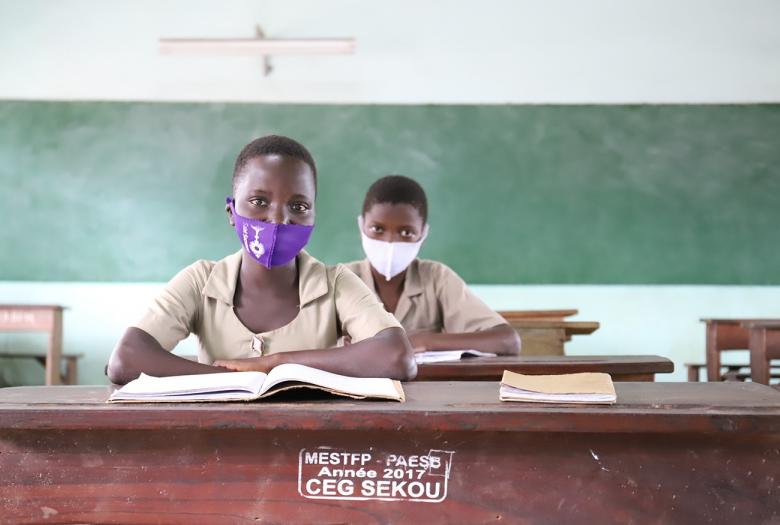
[344,175,521,356]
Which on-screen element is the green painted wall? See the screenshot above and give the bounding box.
[1,101,778,283]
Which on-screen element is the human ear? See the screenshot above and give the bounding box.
[226,204,235,227]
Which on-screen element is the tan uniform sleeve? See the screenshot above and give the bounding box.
[334,264,401,342]
[132,261,206,351]
[435,263,507,334]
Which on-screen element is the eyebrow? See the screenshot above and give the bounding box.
[289,193,313,202]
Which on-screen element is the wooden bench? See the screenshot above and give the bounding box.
[0,352,83,385]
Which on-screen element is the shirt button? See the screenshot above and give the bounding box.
[251,335,264,355]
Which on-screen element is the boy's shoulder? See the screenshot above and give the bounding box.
[341,259,365,273]
[414,258,460,280]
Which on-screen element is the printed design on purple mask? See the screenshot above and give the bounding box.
[227,196,314,269]
[244,224,266,258]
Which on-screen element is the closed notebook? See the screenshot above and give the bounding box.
[108,363,405,403]
[414,349,497,364]
[499,370,616,404]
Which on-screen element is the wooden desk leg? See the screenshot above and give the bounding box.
[749,327,770,385]
[63,358,78,385]
[45,310,63,386]
[687,365,700,382]
[705,323,721,382]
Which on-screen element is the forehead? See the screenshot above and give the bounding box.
[234,155,316,197]
[364,202,424,225]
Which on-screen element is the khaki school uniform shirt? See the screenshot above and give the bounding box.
[343,258,506,334]
[135,250,400,364]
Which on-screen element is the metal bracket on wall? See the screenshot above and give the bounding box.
[256,25,273,77]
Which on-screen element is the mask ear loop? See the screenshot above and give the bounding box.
[420,223,430,243]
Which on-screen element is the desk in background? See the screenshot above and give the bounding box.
[743,320,780,385]
[1,382,778,523]
[702,318,780,384]
[0,305,65,385]
[499,310,600,355]
[416,354,673,382]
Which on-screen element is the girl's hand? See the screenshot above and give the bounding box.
[213,355,277,373]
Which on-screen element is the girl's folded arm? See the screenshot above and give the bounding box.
[215,327,417,381]
[107,327,224,385]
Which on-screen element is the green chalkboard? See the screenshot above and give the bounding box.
[0,101,778,284]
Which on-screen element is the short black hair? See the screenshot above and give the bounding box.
[362,175,428,223]
[232,135,317,191]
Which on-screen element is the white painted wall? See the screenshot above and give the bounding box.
[1,281,778,385]
[1,0,778,103]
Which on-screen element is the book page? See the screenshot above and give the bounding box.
[415,349,497,364]
[461,349,497,358]
[261,363,403,401]
[109,371,267,401]
[499,384,616,404]
[415,350,469,364]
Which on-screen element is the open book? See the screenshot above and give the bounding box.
[108,363,405,403]
[500,370,616,404]
[414,349,497,364]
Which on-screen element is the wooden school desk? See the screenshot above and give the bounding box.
[743,320,780,385]
[701,318,780,383]
[499,310,599,355]
[0,305,64,385]
[2,382,779,524]
[416,354,674,382]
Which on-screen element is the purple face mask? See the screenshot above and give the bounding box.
[227,197,314,269]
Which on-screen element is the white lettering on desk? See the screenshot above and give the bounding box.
[298,447,454,503]
[0,311,36,325]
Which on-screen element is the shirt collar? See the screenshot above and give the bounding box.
[202,249,329,307]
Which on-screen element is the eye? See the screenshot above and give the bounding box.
[368,225,383,233]
[249,197,269,207]
[290,201,311,213]
[400,229,415,239]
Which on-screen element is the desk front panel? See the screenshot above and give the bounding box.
[2,426,778,524]
[0,306,60,332]
[1,383,779,524]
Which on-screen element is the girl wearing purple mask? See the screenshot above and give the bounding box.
[343,175,521,356]
[107,136,416,384]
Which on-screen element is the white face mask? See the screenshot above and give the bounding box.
[358,216,429,281]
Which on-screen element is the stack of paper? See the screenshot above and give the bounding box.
[499,370,616,404]
[414,349,497,364]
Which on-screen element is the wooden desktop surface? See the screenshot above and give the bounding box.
[498,309,578,321]
[415,354,674,381]
[1,382,779,524]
